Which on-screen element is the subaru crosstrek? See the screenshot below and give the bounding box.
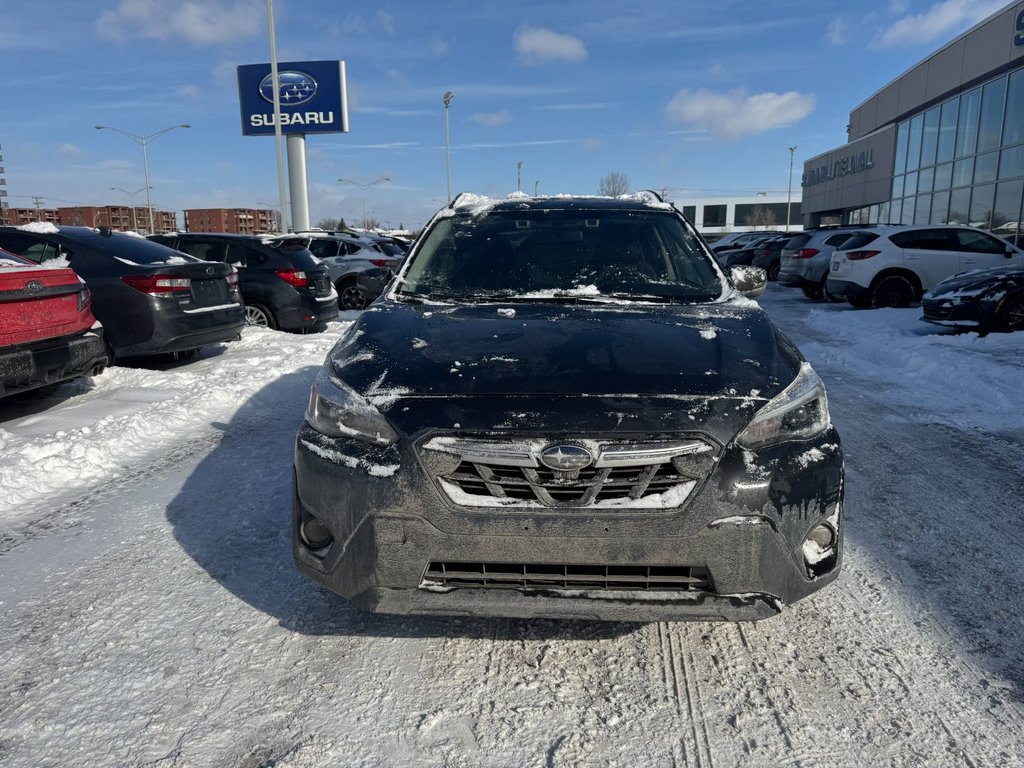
[292,193,844,621]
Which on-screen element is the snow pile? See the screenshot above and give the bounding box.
[0,322,349,534]
[795,303,1024,431]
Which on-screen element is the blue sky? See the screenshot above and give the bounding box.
[1,0,1011,230]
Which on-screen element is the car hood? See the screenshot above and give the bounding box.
[329,297,801,407]
[926,265,1024,298]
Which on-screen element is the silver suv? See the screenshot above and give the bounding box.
[304,232,403,310]
[778,228,864,301]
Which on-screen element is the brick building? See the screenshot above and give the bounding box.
[183,208,277,233]
[1,207,60,226]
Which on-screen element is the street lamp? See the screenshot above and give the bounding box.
[95,123,190,234]
[786,145,798,229]
[443,91,454,202]
[338,177,390,229]
[111,186,149,231]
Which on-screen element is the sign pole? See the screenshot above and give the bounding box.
[267,0,288,232]
[287,134,310,231]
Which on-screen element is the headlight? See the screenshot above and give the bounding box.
[736,363,830,449]
[305,368,398,445]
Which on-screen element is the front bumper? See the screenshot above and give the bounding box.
[0,330,108,397]
[921,297,989,329]
[292,423,844,622]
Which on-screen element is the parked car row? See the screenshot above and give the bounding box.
[772,222,1024,334]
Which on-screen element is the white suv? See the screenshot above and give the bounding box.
[826,225,1024,308]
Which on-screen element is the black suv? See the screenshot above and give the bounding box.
[150,233,338,332]
[291,194,844,622]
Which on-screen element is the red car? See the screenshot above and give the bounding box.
[0,249,108,398]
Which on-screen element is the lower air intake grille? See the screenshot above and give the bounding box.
[421,562,713,592]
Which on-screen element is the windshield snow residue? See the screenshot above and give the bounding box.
[399,209,723,303]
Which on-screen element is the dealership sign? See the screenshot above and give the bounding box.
[802,149,875,187]
[237,60,349,136]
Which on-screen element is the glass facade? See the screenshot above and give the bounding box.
[846,63,1024,244]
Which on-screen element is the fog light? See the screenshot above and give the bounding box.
[300,514,333,550]
[807,524,835,550]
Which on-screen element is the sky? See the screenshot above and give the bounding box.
[1,0,1013,231]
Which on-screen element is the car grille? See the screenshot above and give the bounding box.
[421,561,714,592]
[421,437,717,509]
[922,299,953,320]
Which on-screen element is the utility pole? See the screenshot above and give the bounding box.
[517,160,522,193]
[32,195,44,220]
[787,145,797,229]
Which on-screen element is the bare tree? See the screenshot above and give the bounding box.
[316,217,348,230]
[744,206,777,230]
[598,171,630,197]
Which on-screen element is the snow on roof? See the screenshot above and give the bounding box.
[17,221,60,234]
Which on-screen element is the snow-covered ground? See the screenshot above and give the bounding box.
[2,288,1023,766]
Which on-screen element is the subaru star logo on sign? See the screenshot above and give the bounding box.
[259,71,317,106]
[539,445,594,472]
[237,60,349,137]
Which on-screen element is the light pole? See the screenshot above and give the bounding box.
[338,177,390,229]
[786,145,797,229]
[111,186,148,231]
[517,161,522,193]
[96,123,190,234]
[443,91,454,202]
[534,180,539,196]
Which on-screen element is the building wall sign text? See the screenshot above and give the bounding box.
[802,150,875,187]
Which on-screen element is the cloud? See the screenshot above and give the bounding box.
[59,143,83,158]
[470,110,511,127]
[96,0,262,46]
[581,138,605,152]
[175,84,201,100]
[826,17,847,45]
[877,0,1006,48]
[514,26,587,63]
[665,88,815,140]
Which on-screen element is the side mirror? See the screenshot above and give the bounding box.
[731,265,767,298]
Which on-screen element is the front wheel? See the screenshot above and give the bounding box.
[1000,293,1024,332]
[871,275,916,308]
[766,261,781,281]
[244,302,277,329]
[337,279,367,311]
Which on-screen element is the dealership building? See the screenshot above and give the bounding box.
[803,1,1024,242]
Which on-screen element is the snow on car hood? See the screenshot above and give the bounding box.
[326,299,803,440]
[926,265,1024,298]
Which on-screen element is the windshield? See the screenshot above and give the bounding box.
[399,209,723,301]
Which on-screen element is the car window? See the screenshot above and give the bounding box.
[840,232,879,250]
[275,244,321,270]
[956,229,1006,254]
[244,246,270,267]
[308,240,340,259]
[176,240,228,262]
[824,233,854,247]
[401,209,723,301]
[784,234,811,250]
[889,229,957,250]
[0,234,60,263]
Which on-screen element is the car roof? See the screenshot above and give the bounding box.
[445,191,674,214]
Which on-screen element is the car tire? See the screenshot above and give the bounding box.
[823,278,845,303]
[802,284,824,301]
[244,302,277,329]
[870,275,916,308]
[337,279,367,311]
[767,261,781,281]
[848,294,873,308]
[1000,293,1024,332]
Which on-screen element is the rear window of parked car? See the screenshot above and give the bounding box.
[841,232,879,250]
[784,234,811,250]
[80,231,200,265]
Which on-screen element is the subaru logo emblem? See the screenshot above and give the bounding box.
[25,280,44,293]
[539,444,593,471]
[259,70,317,106]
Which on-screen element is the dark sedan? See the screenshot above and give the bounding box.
[922,265,1024,333]
[0,226,244,359]
[292,194,844,622]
